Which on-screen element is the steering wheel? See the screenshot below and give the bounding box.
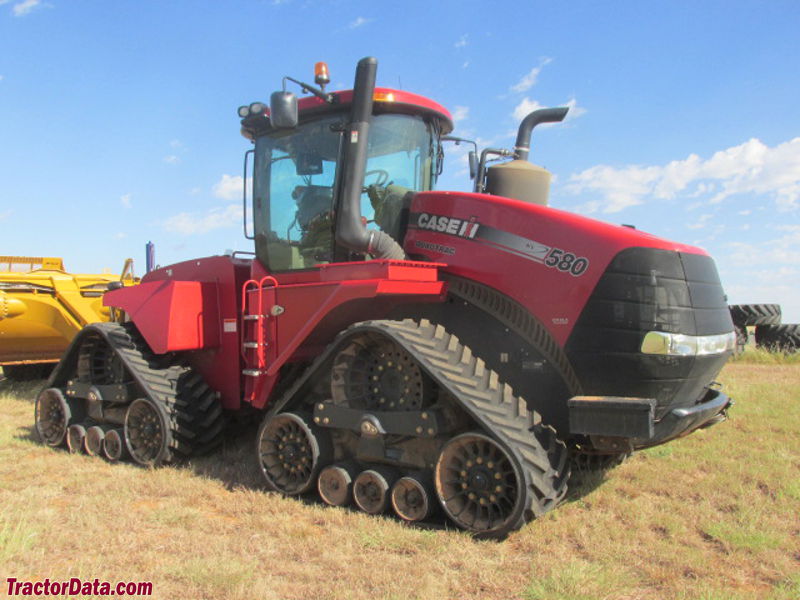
[364,169,390,187]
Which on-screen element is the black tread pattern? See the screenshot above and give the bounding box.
[754,324,800,352]
[356,319,570,522]
[78,322,225,463]
[729,304,782,327]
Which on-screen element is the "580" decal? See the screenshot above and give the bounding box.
[543,248,589,276]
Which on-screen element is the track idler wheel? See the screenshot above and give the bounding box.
[353,467,397,515]
[67,424,87,454]
[102,428,127,462]
[318,462,358,507]
[34,387,84,447]
[124,397,170,466]
[435,432,523,537]
[391,474,434,522]
[257,412,332,495]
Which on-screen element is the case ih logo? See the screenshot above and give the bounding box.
[416,213,480,238]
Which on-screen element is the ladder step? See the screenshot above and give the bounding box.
[243,315,264,321]
[243,369,264,377]
[243,342,261,349]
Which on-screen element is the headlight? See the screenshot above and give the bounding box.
[641,331,735,356]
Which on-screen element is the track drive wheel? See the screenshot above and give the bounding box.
[257,412,332,495]
[125,397,171,466]
[34,387,84,447]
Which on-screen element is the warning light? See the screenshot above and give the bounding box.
[373,91,396,103]
[315,62,330,87]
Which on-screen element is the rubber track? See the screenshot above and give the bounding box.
[729,304,782,327]
[274,318,571,521]
[78,322,225,462]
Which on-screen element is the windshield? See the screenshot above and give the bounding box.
[253,113,437,271]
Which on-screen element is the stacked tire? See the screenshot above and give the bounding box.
[729,304,799,353]
[754,324,800,353]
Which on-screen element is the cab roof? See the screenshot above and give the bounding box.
[241,87,453,140]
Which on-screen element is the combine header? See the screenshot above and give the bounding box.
[35,58,735,537]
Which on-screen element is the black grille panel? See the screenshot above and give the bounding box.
[566,247,733,417]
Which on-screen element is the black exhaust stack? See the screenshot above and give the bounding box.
[514,107,569,161]
[335,56,405,260]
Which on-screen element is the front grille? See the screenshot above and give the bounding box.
[565,247,733,418]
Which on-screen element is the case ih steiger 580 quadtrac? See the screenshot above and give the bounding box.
[35,58,735,537]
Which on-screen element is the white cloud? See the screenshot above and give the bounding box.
[510,58,552,93]
[462,61,470,69]
[169,139,184,149]
[513,96,586,124]
[686,213,713,230]
[452,106,469,123]
[454,34,468,49]
[0,75,4,82]
[512,97,545,122]
[563,97,587,121]
[163,155,181,165]
[162,204,242,235]
[120,194,132,209]
[566,137,800,214]
[348,16,371,29]
[213,174,246,200]
[0,210,11,221]
[12,0,42,16]
[114,232,127,240]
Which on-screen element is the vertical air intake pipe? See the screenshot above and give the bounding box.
[335,57,406,260]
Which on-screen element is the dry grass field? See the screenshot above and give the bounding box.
[1,351,798,600]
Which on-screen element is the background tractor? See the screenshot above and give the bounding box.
[35,57,735,537]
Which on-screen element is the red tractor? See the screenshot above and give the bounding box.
[35,58,735,537]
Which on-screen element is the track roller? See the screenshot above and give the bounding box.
[257,412,332,495]
[391,474,433,522]
[102,428,127,462]
[353,467,397,515]
[318,462,358,507]
[84,424,113,457]
[35,387,84,447]
[66,424,87,454]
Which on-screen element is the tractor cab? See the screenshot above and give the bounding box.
[239,62,453,272]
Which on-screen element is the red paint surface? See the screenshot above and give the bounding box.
[405,191,708,347]
[296,88,453,132]
[106,256,446,410]
[106,280,219,353]
[105,255,250,410]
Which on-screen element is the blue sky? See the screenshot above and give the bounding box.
[1,1,799,320]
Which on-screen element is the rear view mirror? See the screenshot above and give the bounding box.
[296,151,323,176]
[270,91,298,129]
[468,151,478,180]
